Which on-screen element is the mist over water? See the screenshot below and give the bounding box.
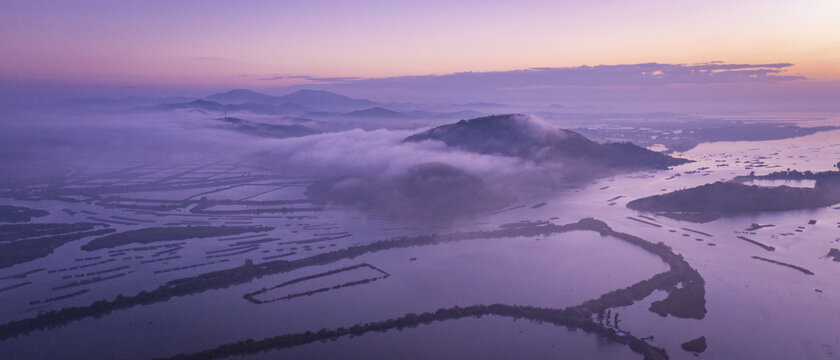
[2,76,840,360]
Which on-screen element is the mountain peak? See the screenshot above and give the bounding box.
[201,88,377,111]
[404,114,689,169]
[204,89,276,104]
[278,89,376,111]
[407,114,585,146]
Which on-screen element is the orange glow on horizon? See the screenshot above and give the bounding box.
[1,0,838,86]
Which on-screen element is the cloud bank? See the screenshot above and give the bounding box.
[246,115,654,221]
[264,62,830,111]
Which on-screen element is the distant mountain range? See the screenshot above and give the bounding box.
[137,89,489,121]
[404,114,689,169]
[145,99,312,116]
[204,89,378,112]
[137,89,379,116]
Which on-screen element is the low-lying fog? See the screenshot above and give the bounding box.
[1,111,643,222]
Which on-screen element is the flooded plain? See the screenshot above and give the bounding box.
[1,119,839,359]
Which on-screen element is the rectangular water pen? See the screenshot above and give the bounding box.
[242,263,390,304]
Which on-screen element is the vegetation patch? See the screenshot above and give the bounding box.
[752,256,814,275]
[0,205,48,223]
[826,248,840,262]
[1,227,115,269]
[157,305,669,360]
[0,218,705,360]
[681,336,707,353]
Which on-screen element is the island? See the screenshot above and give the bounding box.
[403,114,690,170]
[627,170,840,222]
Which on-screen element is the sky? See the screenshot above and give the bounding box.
[2,0,839,90]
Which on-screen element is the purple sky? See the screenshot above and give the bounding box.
[1,0,838,110]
